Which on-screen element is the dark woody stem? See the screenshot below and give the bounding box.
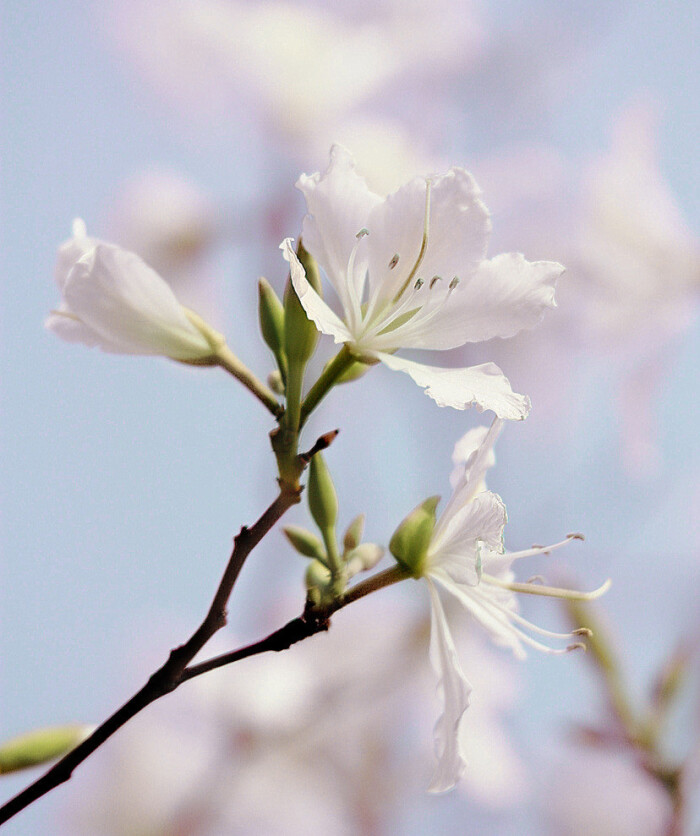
[0,432,338,827]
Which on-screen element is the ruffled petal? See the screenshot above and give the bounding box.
[282,239,353,343]
[296,145,382,307]
[62,244,213,359]
[366,168,490,310]
[425,578,472,793]
[376,353,531,420]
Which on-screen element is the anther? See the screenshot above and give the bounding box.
[449,276,460,290]
[573,628,593,637]
[414,278,424,290]
[356,228,369,239]
[388,253,400,269]
[567,532,585,541]
[566,643,587,653]
[430,275,442,289]
[526,575,546,584]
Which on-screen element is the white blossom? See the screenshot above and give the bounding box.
[416,420,609,791]
[283,146,564,419]
[46,220,221,361]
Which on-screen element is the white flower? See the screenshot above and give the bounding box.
[282,146,564,419]
[46,220,221,361]
[398,419,609,791]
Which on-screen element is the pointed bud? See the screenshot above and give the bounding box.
[308,452,338,533]
[343,514,365,553]
[389,496,440,577]
[283,525,327,562]
[345,543,384,578]
[284,241,321,363]
[0,725,95,775]
[258,277,286,356]
[267,369,285,394]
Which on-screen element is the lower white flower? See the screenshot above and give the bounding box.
[46,219,222,361]
[390,419,610,792]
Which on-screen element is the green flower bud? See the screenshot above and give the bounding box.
[283,241,322,363]
[283,525,327,563]
[343,514,365,553]
[389,495,440,577]
[305,559,333,605]
[258,278,286,356]
[0,724,94,775]
[308,452,338,533]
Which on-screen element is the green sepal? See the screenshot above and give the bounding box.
[0,725,93,775]
[389,496,440,577]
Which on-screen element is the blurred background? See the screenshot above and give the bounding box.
[2,0,698,833]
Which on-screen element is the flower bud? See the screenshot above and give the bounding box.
[389,496,440,577]
[267,369,285,394]
[0,724,95,775]
[283,241,322,364]
[345,543,384,578]
[258,277,286,357]
[283,525,327,562]
[343,514,365,553]
[305,559,333,605]
[308,452,338,533]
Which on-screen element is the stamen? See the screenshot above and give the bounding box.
[388,253,400,269]
[430,275,442,289]
[567,643,587,653]
[449,276,460,290]
[482,575,612,601]
[356,227,369,239]
[392,179,432,304]
[414,278,424,290]
[490,534,585,562]
[573,628,593,637]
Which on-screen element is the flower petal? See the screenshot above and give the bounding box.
[55,219,97,292]
[282,239,353,343]
[430,491,507,579]
[437,253,563,343]
[62,244,212,359]
[365,167,490,309]
[430,569,526,660]
[425,578,472,793]
[376,353,531,419]
[45,305,127,352]
[296,145,382,307]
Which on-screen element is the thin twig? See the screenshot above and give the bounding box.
[0,431,338,827]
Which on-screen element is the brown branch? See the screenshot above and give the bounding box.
[180,565,410,683]
[0,431,338,827]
